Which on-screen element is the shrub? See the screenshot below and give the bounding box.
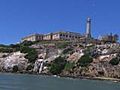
[62,48,73,54]
[12,65,18,72]
[0,48,13,53]
[20,46,38,63]
[78,54,93,67]
[109,58,119,65]
[9,44,20,51]
[25,49,38,63]
[20,41,34,46]
[57,42,70,49]
[64,62,75,71]
[50,56,67,75]
[20,46,32,53]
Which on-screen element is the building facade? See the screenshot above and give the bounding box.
[21,34,44,42]
[43,33,53,40]
[48,31,82,41]
[21,31,83,42]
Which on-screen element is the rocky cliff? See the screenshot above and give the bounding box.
[0,41,120,79]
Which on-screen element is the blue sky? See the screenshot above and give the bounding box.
[0,0,120,44]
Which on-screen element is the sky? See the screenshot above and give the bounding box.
[0,0,120,44]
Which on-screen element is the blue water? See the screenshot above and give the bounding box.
[0,73,119,90]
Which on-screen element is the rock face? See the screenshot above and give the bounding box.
[88,60,120,78]
[0,53,9,58]
[67,52,84,62]
[62,53,120,78]
[0,42,120,79]
[31,44,62,62]
[0,52,28,72]
[33,59,44,73]
[32,43,120,78]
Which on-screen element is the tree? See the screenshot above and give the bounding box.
[20,46,38,63]
[20,46,32,53]
[78,54,93,67]
[109,58,119,65]
[50,56,67,75]
[25,49,38,63]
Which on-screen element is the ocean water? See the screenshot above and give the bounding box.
[0,73,120,90]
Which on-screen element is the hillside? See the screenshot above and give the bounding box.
[0,41,120,79]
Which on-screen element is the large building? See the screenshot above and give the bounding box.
[44,31,82,41]
[22,31,83,42]
[21,34,44,42]
[21,18,91,42]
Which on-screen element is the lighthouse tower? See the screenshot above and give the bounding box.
[86,17,92,39]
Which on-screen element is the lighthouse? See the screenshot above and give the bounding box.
[86,17,92,39]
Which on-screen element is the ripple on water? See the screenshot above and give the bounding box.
[0,73,120,90]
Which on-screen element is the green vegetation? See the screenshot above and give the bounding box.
[62,48,73,54]
[17,41,38,63]
[56,41,70,49]
[0,44,21,53]
[64,62,75,71]
[84,45,95,55]
[0,48,13,53]
[20,41,35,46]
[0,44,9,48]
[25,49,38,63]
[0,41,33,53]
[0,44,14,53]
[9,44,20,52]
[20,46,32,53]
[20,46,38,63]
[0,41,38,63]
[78,54,93,67]
[49,56,67,75]
[109,58,120,65]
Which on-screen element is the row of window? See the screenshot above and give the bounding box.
[23,34,82,41]
[60,34,81,38]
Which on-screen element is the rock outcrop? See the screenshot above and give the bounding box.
[0,52,28,72]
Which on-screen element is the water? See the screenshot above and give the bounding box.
[0,73,120,90]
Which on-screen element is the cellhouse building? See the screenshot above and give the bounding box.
[21,17,106,43]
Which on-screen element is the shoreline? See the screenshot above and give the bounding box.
[0,72,120,83]
[59,75,120,82]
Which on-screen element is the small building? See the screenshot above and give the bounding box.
[21,34,44,42]
[99,33,119,43]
